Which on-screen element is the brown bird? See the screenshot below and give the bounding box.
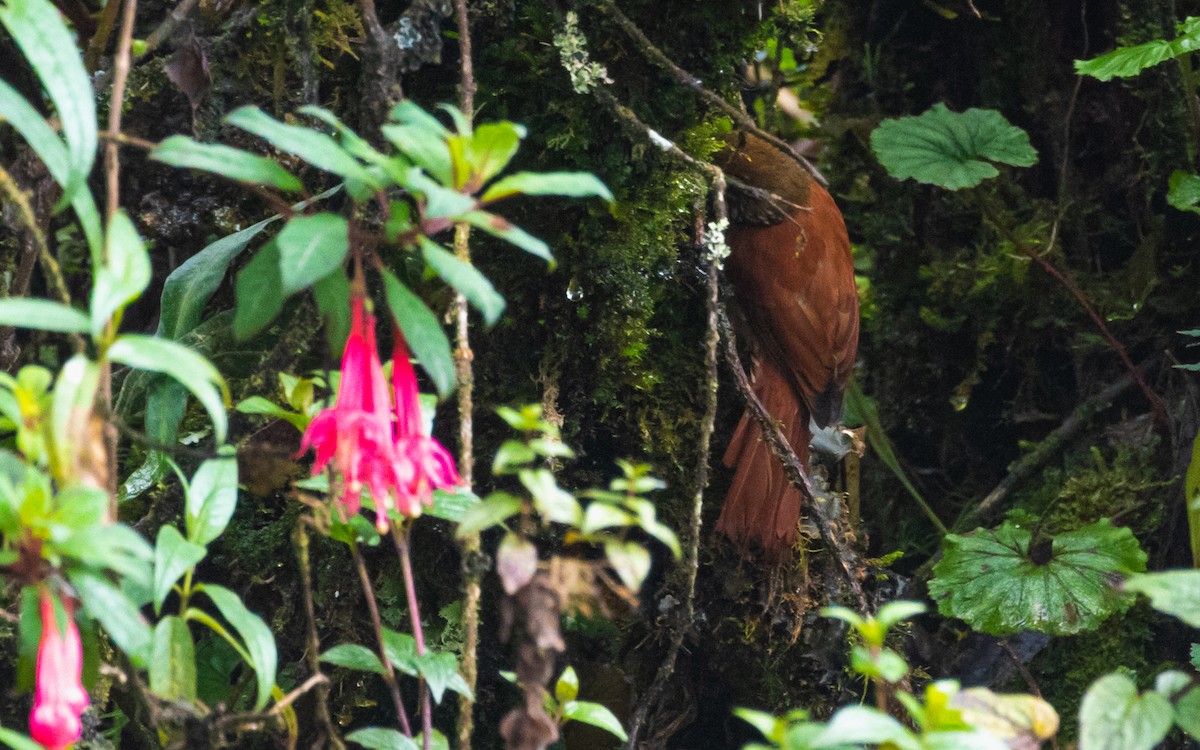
[715,132,859,555]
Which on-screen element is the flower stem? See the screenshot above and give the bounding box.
[350,540,413,737]
[393,527,432,750]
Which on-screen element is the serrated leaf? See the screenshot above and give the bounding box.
[1123,570,1200,627]
[0,298,90,333]
[91,211,152,335]
[380,270,454,397]
[428,487,480,522]
[345,727,419,750]
[455,491,521,536]
[605,540,651,591]
[1075,18,1200,81]
[277,213,349,294]
[153,525,206,613]
[928,519,1146,635]
[562,700,628,741]
[107,335,229,443]
[870,103,1038,190]
[420,238,505,325]
[196,584,277,711]
[320,644,388,675]
[186,452,239,546]
[481,171,613,203]
[234,240,285,339]
[149,616,197,701]
[152,136,303,192]
[519,468,580,525]
[1078,673,1172,750]
[415,650,473,703]
[225,106,380,188]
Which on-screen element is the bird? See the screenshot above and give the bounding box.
[714,131,859,556]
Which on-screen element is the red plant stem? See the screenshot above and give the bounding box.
[393,528,433,750]
[350,541,413,737]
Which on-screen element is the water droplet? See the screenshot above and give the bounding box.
[566,278,584,302]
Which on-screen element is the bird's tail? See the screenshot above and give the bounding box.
[717,360,811,556]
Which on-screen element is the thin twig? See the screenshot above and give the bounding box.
[451,2,481,746]
[718,305,867,609]
[595,0,826,185]
[954,357,1157,532]
[293,523,345,750]
[625,184,725,750]
[0,165,77,312]
[350,541,414,737]
[105,0,138,223]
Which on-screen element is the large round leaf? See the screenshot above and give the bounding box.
[871,103,1038,190]
[929,519,1146,635]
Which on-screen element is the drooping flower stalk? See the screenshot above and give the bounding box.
[30,589,88,750]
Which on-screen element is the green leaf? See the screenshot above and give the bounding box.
[345,727,419,750]
[313,269,352,353]
[492,440,536,473]
[0,727,47,750]
[459,121,525,189]
[461,211,553,263]
[298,106,409,184]
[1169,675,1200,740]
[91,211,152,335]
[49,355,100,486]
[811,706,918,750]
[380,270,455,397]
[0,0,96,208]
[276,213,350,294]
[58,524,154,588]
[106,335,229,443]
[0,78,102,258]
[196,583,277,711]
[481,171,613,203]
[562,700,628,741]
[1075,18,1200,81]
[158,217,281,340]
[406,168,477,219]
[380,628,418,676]
[870,103,1039,190]
[519,468,581,525]
[149,616,197,701]
[1185,425,1200,568]
[420,238,505,325]
[875,600,927,630]
[605,539,651,591]
[152,136,303,192]
[236,396,306,431]
[1167,171,1200,216]
[186,452,239,547]
[72,569,153,666]
[555,665,579,703]
[225,106,380,188]
[320,644,388,675]
[415,650,473,703]
[581,502,635,535]
[428,487,481,522]
[928,519,1146,635]
[153,525,206,614]
[0,298,90,333]
[234,240,285,339]
[455,491,522,536]
[1122,570,1200,627]
[1078,673,1173,750]
[383,102,453,185]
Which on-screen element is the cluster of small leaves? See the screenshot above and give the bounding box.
[494,666,628,742]
[870,104,1038,190]
[456,404,679,594]
[152,101,611,396]
[552,11,613,94]
[928,519,1147,635]
[1074,17,1200,81]
[736,603,1057,750]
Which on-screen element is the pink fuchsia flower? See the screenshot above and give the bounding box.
[391,332,462,518]
[300,296,402,527]
[30,589,88,750]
